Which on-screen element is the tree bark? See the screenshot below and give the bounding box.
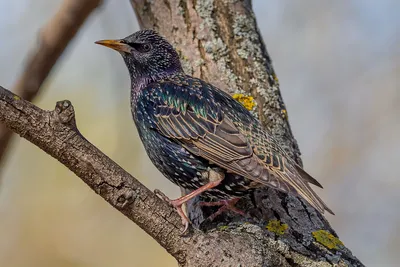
[0,0,102,167]
[0,0,364,266]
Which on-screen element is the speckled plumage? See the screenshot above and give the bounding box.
[96,30,333,219]
[134,73,254,200]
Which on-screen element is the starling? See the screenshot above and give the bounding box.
[95,30,333,232]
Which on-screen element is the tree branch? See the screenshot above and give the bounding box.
[0,0,103,165]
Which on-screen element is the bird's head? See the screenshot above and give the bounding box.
[95,29,183,88]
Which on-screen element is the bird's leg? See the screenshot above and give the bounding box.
[153,189,191,233]
[199,197,246,221]
[154,168,224,233]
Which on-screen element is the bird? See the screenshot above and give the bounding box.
[95,29,334,232]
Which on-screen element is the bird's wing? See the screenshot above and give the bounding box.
[150,78,333,214]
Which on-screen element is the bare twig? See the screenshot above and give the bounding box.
[0,0,103,165]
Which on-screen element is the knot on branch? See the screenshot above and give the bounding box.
[116,189,136,208]
[54,100,76,127]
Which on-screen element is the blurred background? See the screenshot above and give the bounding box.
[0,0,398,266]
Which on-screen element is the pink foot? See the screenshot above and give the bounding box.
[154,189,190,234]
[199,198,246,221]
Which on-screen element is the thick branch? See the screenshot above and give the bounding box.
[0,0,102,164]
[0,84,362,267]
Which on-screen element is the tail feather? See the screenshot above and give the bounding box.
[303,182,335,215]
[295,164,323,188]
[275,161,334,215]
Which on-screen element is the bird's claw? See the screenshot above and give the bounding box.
[154,188,191,235]
[180,219,190,236]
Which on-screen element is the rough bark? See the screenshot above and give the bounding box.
[0,0,102,166]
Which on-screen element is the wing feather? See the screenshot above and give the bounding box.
[151,80,333,215]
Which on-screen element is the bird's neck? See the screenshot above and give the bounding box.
[130,69,183,103]
[131,75,153,93]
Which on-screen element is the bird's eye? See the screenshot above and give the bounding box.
[125,42,152,53]
[141,43,151,52]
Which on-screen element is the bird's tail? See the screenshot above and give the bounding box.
[295,165,335,214]
[276,162,335,215]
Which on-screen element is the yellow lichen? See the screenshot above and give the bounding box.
[13,95,20,100]
[281,109,287,119]
[218,225,229,231]
[232,93,256,111]
[272,73,279,83]
[312,230,343,250]
[266,219,288,235]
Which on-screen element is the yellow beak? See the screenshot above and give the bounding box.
[95,39,131,53]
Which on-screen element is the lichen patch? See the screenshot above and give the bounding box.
[312,230,344,250]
